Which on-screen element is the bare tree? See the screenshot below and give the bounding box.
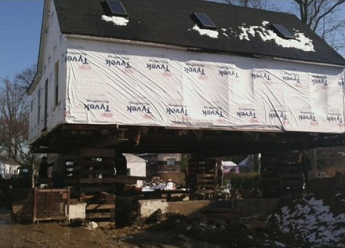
[293,0,345,49]
[221,0,269,9]
[15,65,37,90]
[294,0,345,31]
[0,66,36,167]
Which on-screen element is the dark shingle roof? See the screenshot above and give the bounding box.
[54,0,345,66]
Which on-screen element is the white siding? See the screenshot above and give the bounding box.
[29,0,67,144]
[125,154,146,187]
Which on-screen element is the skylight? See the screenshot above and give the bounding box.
[106,0,128,17]
[193,12,217,30]
[271,24,294,39]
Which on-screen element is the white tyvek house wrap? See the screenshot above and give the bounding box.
[63,39,345,133]
[28,1,67,144]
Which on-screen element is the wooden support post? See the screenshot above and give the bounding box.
[308,149,318,180]
[33,188,37,223]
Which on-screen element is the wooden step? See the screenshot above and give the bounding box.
[86,204,115,210]
[80,149,116,157]
[86,212,112,219]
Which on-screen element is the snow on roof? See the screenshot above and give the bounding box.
[101,15,129,26]
[222,161,237,167]
[235,21,315,52]
[124,153,146,163]
[54,0,345,66]
[190,20,314,52]
[190,25,219,39]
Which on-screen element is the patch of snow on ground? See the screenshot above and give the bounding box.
[101,15,129,26]
[191,25,219,39]
[237,24,315,52]
[271,194,345,246]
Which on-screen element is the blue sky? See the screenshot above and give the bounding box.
[0,0,43,80]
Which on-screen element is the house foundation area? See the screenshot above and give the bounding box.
[3,175,345,248]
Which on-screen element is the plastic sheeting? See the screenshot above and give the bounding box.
[64,39,345,133]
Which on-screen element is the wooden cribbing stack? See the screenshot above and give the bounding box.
[80,192,115,227]
[188,157,218,199]
[13,149,145,226]
[71,149,145,225]
[261,151,305,197]
[76,149,117,194]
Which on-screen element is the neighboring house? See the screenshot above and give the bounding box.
[139,153,182,176]
[28,0,345,156]
[0,156,20,179]
[238,154,262,173]
[138,153,158,179]
[124,153,146,187]
[157,154,182,175]
[222,161,239,174]
[140,153,184,185]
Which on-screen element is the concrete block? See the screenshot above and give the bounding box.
[167,200,211,217]
[139,199,213,219]
[68,202,86,220]
[139,199,169,218]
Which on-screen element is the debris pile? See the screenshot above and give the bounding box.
[146,210,289,248]
[84,221,98,230]
[142,177,166,191]
[142,177,185,192]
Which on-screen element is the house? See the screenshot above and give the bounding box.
[124,153,146,187]
[238,154,261,173]
[28,0,345,156]
[222,161,239,174]
[139,153,185,185]
[156,154,182,173]
[0,156,20,179]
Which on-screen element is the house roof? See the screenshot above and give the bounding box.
[54,0,345,66]
[124,153,146,163]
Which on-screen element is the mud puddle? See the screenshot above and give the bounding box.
[0,215,117,248]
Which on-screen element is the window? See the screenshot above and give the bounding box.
[30,99,33,112]
[54,61,59,107]
[106,0,128,17]
[37,88,41,124]
[193,12,217,30]
[167,158,176,166]
[271,24,294,39]
[44,79,49,130]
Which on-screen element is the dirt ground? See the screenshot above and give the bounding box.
[1,174,345,248]
[0,210,308,248]
[0,207,341,248]
[0,213,224,248]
